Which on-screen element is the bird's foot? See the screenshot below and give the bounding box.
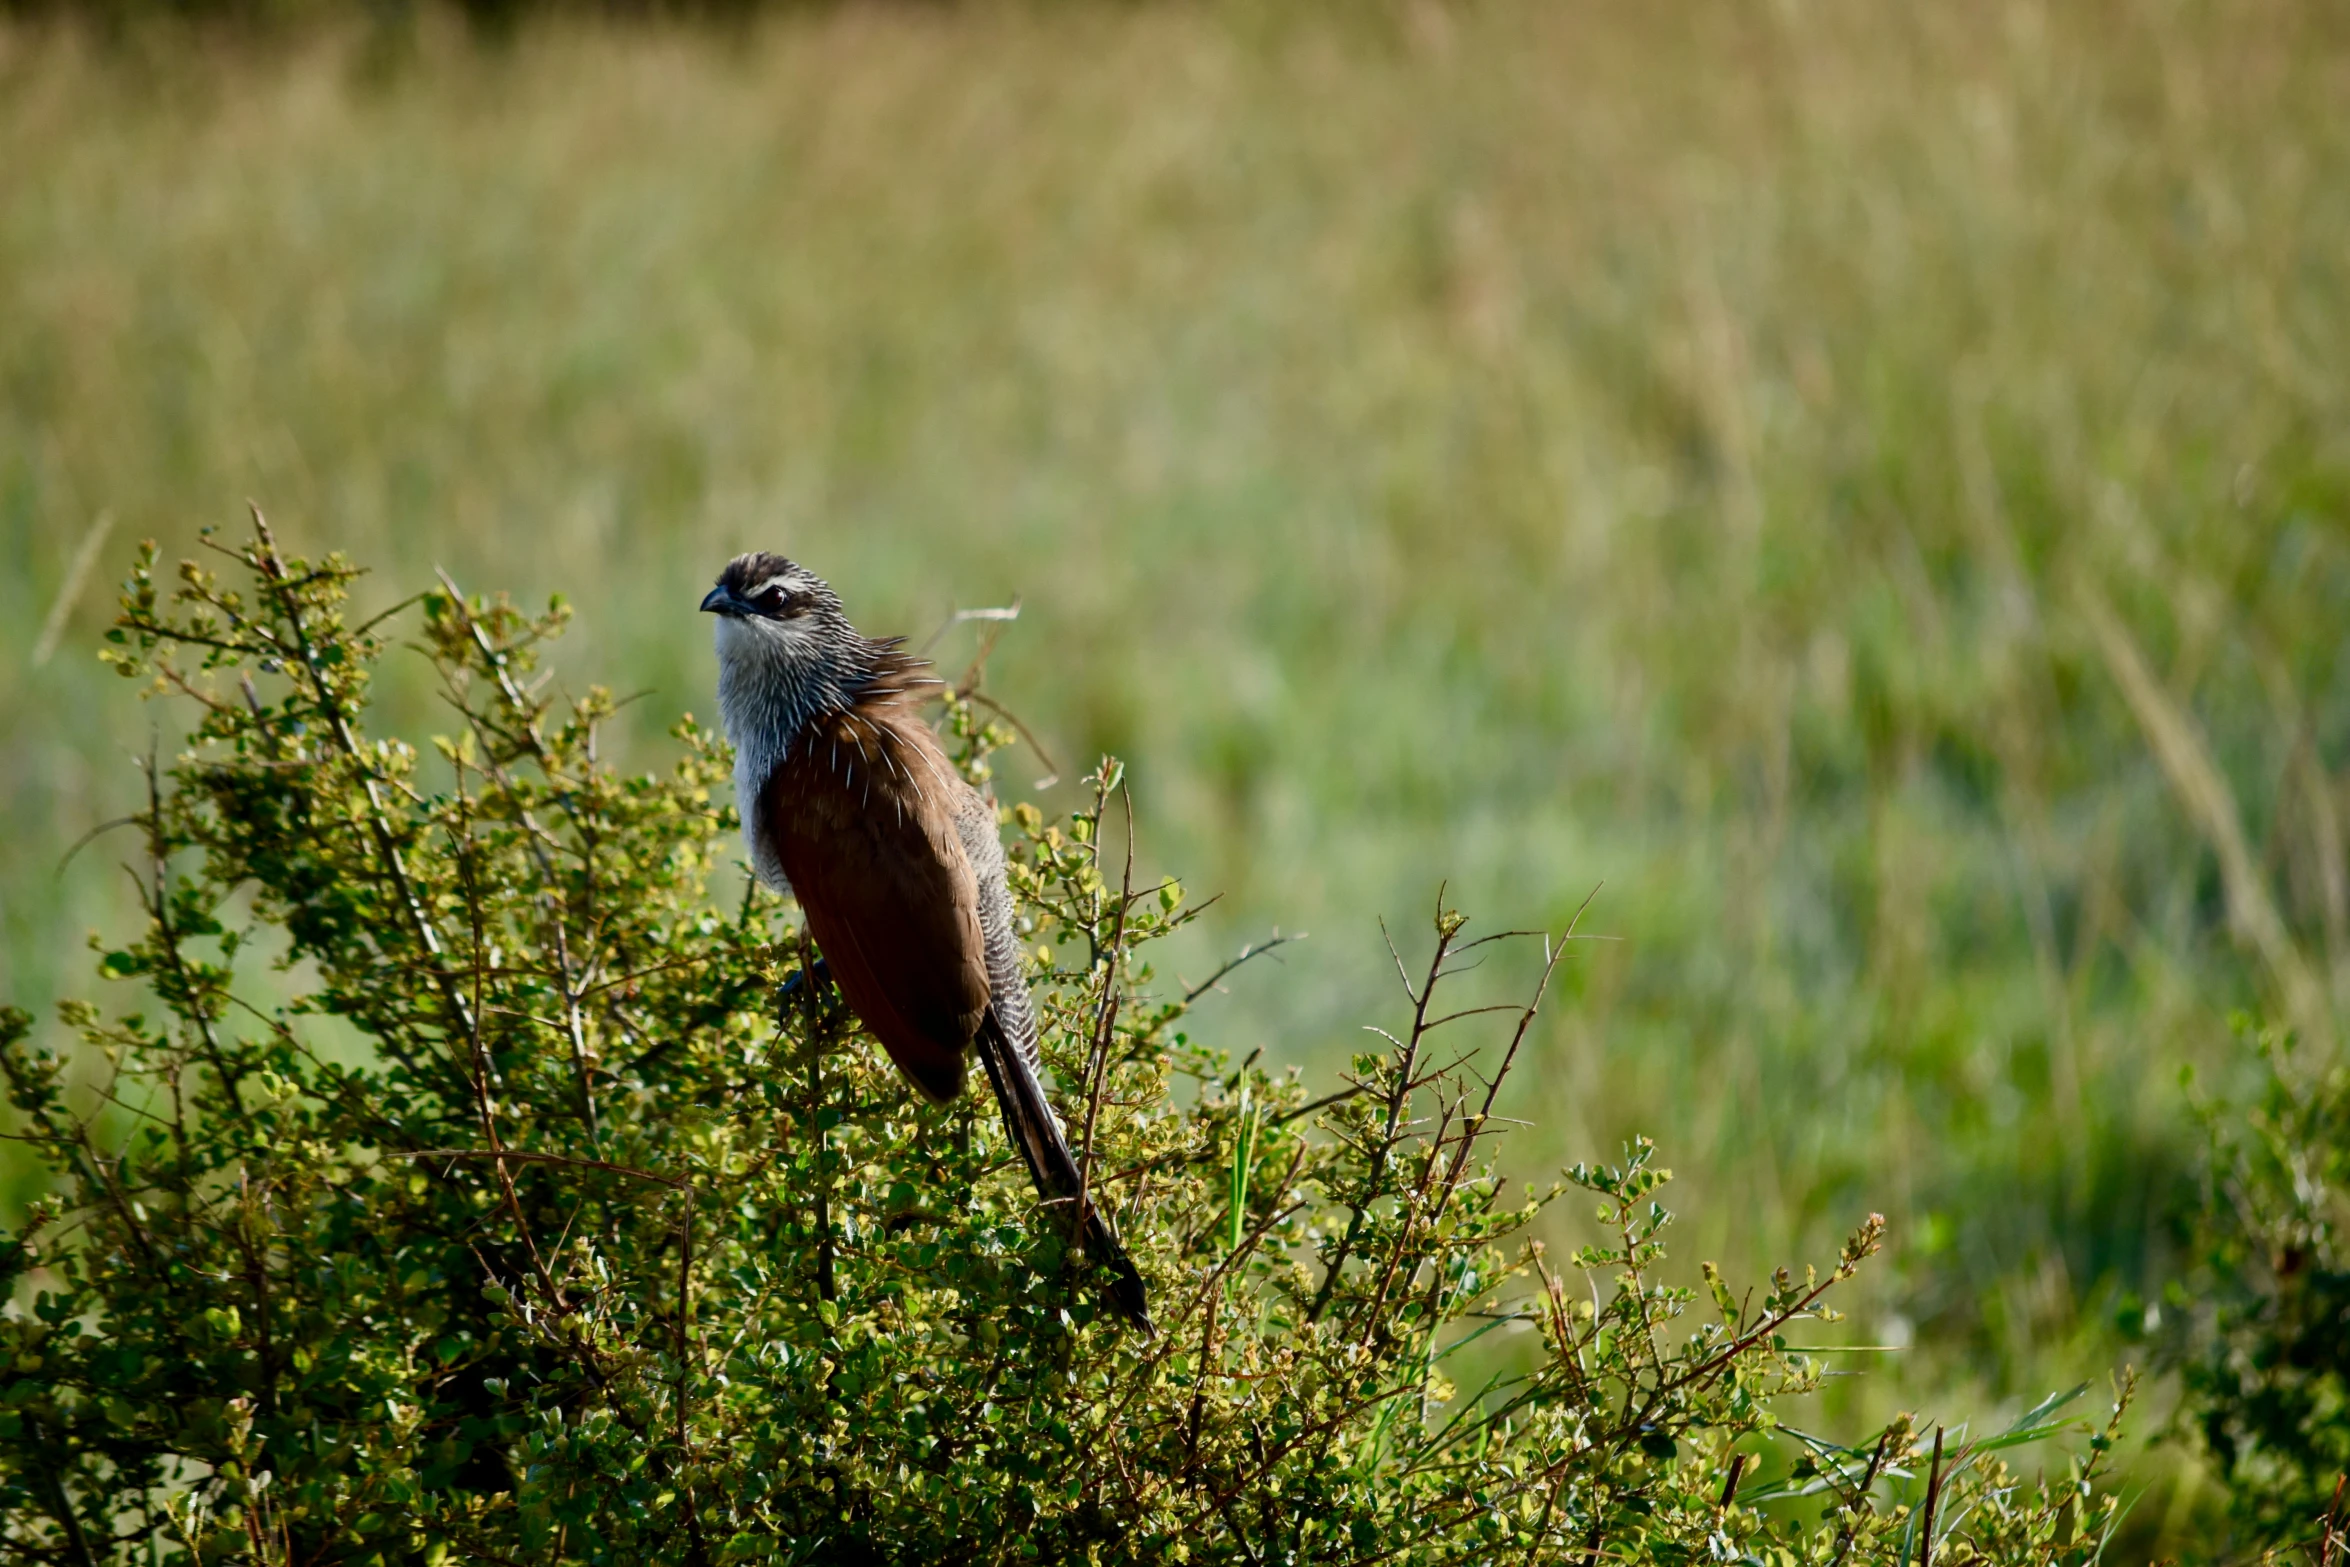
[777,955,834,1000]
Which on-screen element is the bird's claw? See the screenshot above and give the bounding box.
[778,956,834,999]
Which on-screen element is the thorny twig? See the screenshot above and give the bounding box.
[1309,894,1466,1323]
[1071,772,1134,1257]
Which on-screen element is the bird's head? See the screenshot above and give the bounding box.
[700,551,861,681]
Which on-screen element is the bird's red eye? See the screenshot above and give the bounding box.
[758,586,789,614]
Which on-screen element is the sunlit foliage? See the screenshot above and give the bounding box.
[0,531,2130,1562]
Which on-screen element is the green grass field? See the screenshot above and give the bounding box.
[5,1,2347,1548]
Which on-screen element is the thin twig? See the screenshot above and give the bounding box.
[1181,933,1305,1008]
[248,511,481,1052]
[136,746,246,1113]
[1072,777,1136,1254]
[674,1176,707,1562]
[1309,896,1464,1322]
[1270,1082,1368,1128]
[431,569,601,1148]
[409,1149,681,1188]
[52,816,140,879]
[917,600,1021,658]
[1918,1426,1946,1567]
[1718,1452,1748,1511]
[1825,1426,1897,1566]
[1425,896,1591,1230]
[960,690,1064,791]
[798,933,839,1305]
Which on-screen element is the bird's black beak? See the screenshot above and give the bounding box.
[700,585,739,616]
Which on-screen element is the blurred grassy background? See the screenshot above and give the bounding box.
[4,0,2348,1545]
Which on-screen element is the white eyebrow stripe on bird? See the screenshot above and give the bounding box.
[748,576,794,599]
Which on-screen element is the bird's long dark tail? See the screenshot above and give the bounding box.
[972,1009,1154,1335]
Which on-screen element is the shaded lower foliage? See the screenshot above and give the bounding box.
[0,521,2127,1562]
[2166,1019,2350,1555]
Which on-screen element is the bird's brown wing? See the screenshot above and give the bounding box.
[765,711,987,1103]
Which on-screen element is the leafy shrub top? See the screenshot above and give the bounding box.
[0,521,2127,1564]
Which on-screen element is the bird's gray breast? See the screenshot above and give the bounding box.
[736,762,792,895]
[714,643,801,896]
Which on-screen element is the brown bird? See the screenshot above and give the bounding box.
[703,552,1151,1332]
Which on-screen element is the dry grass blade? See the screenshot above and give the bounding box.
[2078,583,2328,1040]
[32,510,115,668]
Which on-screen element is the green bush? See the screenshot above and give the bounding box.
[2166,1019,2350,1554]
[0,522,2129,1562]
